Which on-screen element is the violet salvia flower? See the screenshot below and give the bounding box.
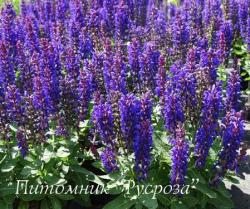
[199,49,219,84]
[55,0,68,22]
[102,0,116,34]
[170,125,189,186]
[79,27,93,59]
[218,110,244,172]
[16,40,33,93]
[1,3,17,49]
[40,39,61,112]
[238,0,248,39]
[55,115,68,138]
[194,83,223,168]
[68,19,81,50]
[171,12,190,59]
[228,0,239,32]
[32,75,51,115]
[100,147,119,173]
[156,55,166,99]
[109,46,127,94]
[115,1,130,40]
[154,10,167,47]
[218,21,233,63]
[64,47,80,80]
[92,102,116,147]
[24,16,40,53]
[247,17,250,52]
[223,21,234,50]
[5,84,23,125]
[103,39,114,93]
[139,42,160,92]
[87,53,105,93]
[16,128,28,157]
[134,92,153,181]
[0,40,15,86]
[20,0,28,17]
[128,38,141,92]
[164,88,185,135]
[135,0,149,26]
[69,0,85,27]
[217,29,227,64]
[77,69,93,122]
[119,93,140,149]
[226,69,241,111]
[59,75,79,127]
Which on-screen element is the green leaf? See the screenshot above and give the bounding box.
[18,201,29,209]
[0,155,7,165]
[40,199,50,209]
[103,195,136,209]
[1,163,15,173]
[182,196,199,208]
[21,166,38,176]
[43,174,67,185]
[170,201,188,209]
[71,165,104,186]
[217,182,231,198]
[225,176,240,184]
[157,194,170,207]
[50,198,62,209]
[0,183,17,196]
[208,193,234,209]
[135,202,143,209]
[139,194,158,209]
[56,147,70,158]
[42,146,55,163]
[56,194,74,201]
[195,183,217,198]
[189,170,206,184]
[0,200,8,209]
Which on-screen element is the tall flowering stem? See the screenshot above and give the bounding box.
[134,92,153,181]
[170,125,189,186]
[226,69,241,111]
[218,110,244,172]
[194,83,223,168]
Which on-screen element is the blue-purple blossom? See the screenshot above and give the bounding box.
[92,102,116,147]
[218,110,244,172]
[194,83,223,168]
[164,88,185,135]
[128,38,141,92]
[170,125,189,186]
[16,128,28,157]
[119,93,140,149]
[115,1,130,40]
[5,84,23,125]
[78,69,93,122]
[134,92,153,181]
[226,69,241,111]
[100,147,119,173]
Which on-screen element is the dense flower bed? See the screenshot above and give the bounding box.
[0,0,249,209]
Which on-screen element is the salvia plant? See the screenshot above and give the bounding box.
[0,0,249,209]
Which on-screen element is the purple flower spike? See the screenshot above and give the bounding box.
[119,93,140,149]
[194,83,223,168]
[218,110,244,172]
[134,92,153,181]
[226,69,241,111]
[100,147,119,173]
[16,128,28,157]
[170,125,189,186]
[78,69,93,122]
[92,102,116,147]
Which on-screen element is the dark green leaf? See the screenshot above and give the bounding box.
[103,195,136,209]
